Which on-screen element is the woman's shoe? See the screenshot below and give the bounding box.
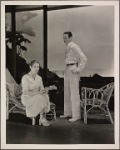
[39,119,52,127]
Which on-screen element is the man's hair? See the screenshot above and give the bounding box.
[63,31,73,38]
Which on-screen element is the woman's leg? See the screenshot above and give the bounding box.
[39,109,51,126]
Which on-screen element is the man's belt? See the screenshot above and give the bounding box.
[67,63,78,66]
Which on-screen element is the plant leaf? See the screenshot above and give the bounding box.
[20,46,27,51]
[24,38,31,43]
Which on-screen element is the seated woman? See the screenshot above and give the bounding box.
[21,60,51,127]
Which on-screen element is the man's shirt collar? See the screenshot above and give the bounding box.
[67,41,73,47]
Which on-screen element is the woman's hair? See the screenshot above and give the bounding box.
[29,60,40,67]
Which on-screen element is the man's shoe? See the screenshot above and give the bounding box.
[60,115,71,118]
[69,118,80,122]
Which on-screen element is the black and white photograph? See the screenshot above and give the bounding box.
[1,1,119,149]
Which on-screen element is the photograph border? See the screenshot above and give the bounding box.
[1,1,119,149]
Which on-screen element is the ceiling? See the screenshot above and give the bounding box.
[5,5,91,12]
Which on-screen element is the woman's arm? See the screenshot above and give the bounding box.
[23,89,40,96]
[22,76,41,96]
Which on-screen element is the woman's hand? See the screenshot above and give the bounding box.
[44,86,57,93]
[44,87,49,93]
[39,89,47,95]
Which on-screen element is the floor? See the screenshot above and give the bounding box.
[6,111,114,144]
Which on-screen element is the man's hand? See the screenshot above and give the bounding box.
[70,65,81,74]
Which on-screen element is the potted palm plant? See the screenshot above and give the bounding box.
[6,11,37,83]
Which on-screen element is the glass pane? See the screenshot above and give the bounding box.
[48,6,114,77]
[5,12,13,72]
[16,10,43,67]
[6,9,44,83]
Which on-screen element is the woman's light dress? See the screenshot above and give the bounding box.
[21,74,50,117]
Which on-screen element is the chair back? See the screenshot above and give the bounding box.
[6,83,17,98]
[100,82,114,104]
[81,82,114,105]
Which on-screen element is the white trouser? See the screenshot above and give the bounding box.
[64,65,81,119]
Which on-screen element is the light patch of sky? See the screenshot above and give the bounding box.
[48,6,114,76]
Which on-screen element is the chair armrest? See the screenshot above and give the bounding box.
[81,87,100,91]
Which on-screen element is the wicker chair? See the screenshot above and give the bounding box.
[81,82,114,124]
[6,83,57,125]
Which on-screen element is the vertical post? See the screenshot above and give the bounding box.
[11,5,16,79]
[43,5,48,84]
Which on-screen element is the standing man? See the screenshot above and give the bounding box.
[60,31,87,122]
